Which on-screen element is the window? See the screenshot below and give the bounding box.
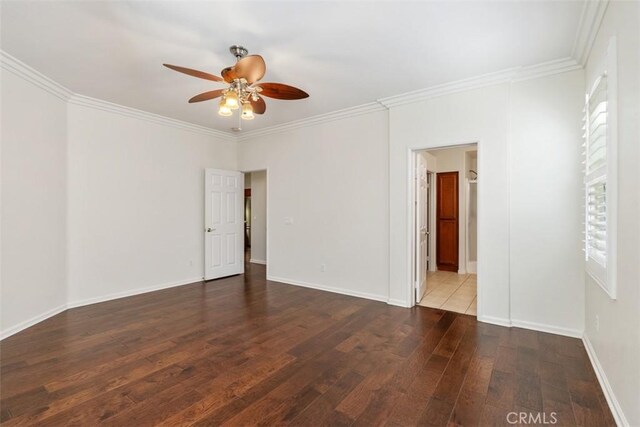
[583,37,617,299]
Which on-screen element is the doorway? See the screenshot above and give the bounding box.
[244,182,251,253]
[411,144,478,316]
[243,170,267,266]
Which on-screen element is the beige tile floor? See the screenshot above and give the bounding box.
[418,271,477,315]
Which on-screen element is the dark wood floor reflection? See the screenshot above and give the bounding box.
[0,262,614,426]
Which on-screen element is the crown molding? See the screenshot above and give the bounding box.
[510,57,583,82]
[240,56,581,139]
[572,0,610,66]
[236,102,386,141]
[378,67,516,109]
[68,94,236,140]
[0,50,73,101]
[378,57,581,108]
[1,50,235,141]
[3,48,582,143]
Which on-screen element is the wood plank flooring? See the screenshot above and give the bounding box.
[1,262,615,426]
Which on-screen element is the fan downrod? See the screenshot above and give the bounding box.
[229,45,248,60]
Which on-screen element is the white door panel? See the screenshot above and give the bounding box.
[205,169,244,280]
[416,155,429,302]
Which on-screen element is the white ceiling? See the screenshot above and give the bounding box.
[1,1,585,133]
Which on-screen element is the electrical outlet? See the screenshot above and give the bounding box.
[189,260,193,267]
[595,315,600,332]
[321,263,326,272]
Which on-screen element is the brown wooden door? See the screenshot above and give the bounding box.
[436,172,458,272]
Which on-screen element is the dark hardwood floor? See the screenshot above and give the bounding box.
[1,261,614,426]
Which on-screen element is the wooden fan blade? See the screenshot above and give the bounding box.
[250,96,266,114]
[257,83,309,100]
[221,66,238,83]
[163,64,224,82]
[234,55,266,84]
[188,89,225,103]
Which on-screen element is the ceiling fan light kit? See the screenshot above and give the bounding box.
[163,45,309,124]
[223,90,240,110]
[241,102,255,120]
[218,98,233,117]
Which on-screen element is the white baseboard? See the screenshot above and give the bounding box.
[477,315,583,339]
[67,276,204,309]
[249,259,267,265]
[0,303,68,340]
[467,261,477,274]
[583,333,629,427]
[1,276,204,340]
[510,318,583,338]
[266,275,388,303]
[267,275,411,307]
[477,315,513,328]
[387,298,411,308]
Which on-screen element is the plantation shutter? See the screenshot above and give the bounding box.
[583,74,608,279]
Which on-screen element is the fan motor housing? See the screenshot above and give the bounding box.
[229,45,248,59]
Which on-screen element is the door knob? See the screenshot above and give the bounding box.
[206,227,215,232]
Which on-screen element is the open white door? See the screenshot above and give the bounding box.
[416,154,429,302]
[204,169,244,280]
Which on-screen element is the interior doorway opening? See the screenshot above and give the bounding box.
[243,170,267,266]
[412,143,478,316]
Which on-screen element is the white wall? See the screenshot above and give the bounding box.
[66,103,237,304]
[1,70,68,336]
[583,1,640,425]
[389,84,512,315]
[239,111,390,301]
[389,70,585,335]
[509,71,585,334]
[1,60,238,337]
[249,170,267,264]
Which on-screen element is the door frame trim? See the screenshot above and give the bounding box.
[408,141,481,315]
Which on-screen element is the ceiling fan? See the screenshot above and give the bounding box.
[163,45,309,121]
